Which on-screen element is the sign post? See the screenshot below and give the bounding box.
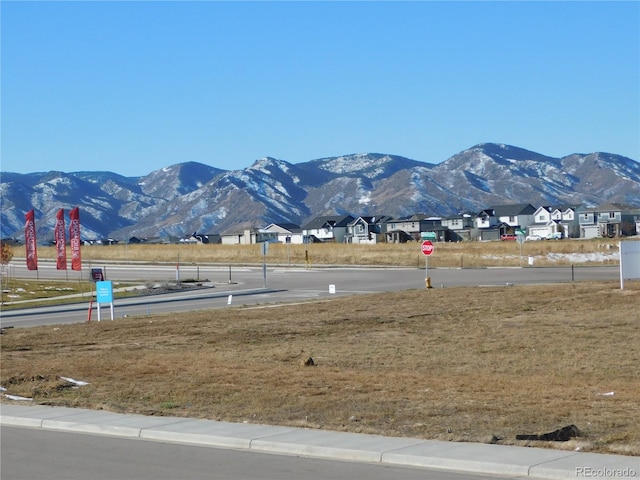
[261,242,269,288]
[95,280,114,321]
[516,230,526,266]
[421,240,434,288]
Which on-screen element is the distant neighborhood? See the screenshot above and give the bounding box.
[120,202,640,246]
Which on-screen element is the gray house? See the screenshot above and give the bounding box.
[441,213,475,241]
[491,204,537,229]
[578,203,639,238]
[385,214,445,243]
[302,215,355,243]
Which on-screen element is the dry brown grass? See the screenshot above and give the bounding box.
[2,281,639,455]
[31,238,631,269]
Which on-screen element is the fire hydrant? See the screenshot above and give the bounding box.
[425,276,432,289]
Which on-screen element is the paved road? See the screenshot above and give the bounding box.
[1,264,621,328]
[1,426,498,480]
[7,260,621,285]
[3,405,638,480]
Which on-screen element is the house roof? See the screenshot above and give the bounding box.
[476,209,495,217]
[577,202,637,213]
[490,203,536,216]
[534,206,553,214]
[349,216,376,225]
[303,215,355,230]
[373,215,395,224]
[262,223,302,234]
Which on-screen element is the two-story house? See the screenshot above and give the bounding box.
[475,209,498,229]
[578,203,639,238]
[346,216,394,244]
[551,205,580,238]
[385,214,445,243]
[260,223,304,244]
[475,206,529,241]
[302,215,355,243]
[440,213,475,241]
[491,204,536,231]
[527,206,579,239]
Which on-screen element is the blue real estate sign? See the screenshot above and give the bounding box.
[96,281,113,303]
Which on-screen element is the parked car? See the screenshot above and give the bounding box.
[500,234,517,241]
[546,232,564,240]
[526,235,544,241]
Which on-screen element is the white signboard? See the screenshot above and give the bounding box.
[620,241,640,289]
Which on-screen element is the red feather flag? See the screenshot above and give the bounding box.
[69,207,82,271]
[25,209,38,270]
[55,208,67,270]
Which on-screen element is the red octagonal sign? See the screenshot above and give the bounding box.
[421,240,434,256]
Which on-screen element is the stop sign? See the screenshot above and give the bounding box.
[421,240,434,256]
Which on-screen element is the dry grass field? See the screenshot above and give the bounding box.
[30,237,627,269]
[2,277,639,456]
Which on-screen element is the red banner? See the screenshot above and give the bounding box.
[69,207,82,271]
[25,209,38,270]
[55,208,67,270]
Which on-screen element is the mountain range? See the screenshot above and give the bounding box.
[2,143,639,242]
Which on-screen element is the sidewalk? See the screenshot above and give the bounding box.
[1,404,638,479]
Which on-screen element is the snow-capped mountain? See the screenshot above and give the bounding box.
[2,143,639,241]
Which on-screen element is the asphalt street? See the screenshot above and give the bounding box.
[1,425,498,480]
[1,263,621,328]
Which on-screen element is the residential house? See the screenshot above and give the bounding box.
[302,215,355,243]
[475,209,503,241]
[127,236,168,245]
[473,204,535,241]
[346,216,377,244]
[475,209,499,229]
[527,205,580,239]
[260,223,304,244]
[180,232,221,244]
[528,219,564,240]
[440,213,475,241]
[384,214,445,243]
[491,204,537,231]
[577,206,599,239]
[532,206,553,225]
[578,203,639,239]
[343,215,395,244]
[551,205,581,238]
[221,227,276,245]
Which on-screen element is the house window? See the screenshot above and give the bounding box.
[357,224,364,233]
[583,214,589,220]
[609,212,615,219]
[538,215,545,221]
[509,216,516,223]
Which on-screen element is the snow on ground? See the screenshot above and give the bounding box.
[482,252,619,263]
[546,252,619,263]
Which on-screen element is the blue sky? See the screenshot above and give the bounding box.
[2,1,638,177]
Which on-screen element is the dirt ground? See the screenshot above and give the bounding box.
[1,281,639,456]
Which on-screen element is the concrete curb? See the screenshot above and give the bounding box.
[1,404,638,479]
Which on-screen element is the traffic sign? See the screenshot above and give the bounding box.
[421,240,434,256]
